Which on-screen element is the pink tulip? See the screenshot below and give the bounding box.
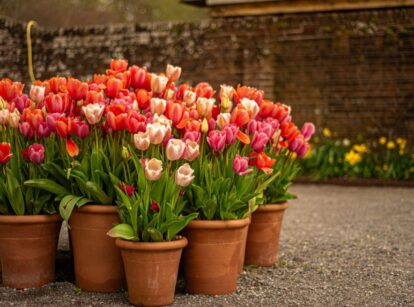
[150,98,166,115]
[73,120,90,139]
[301,122,315,141]
[208,118,216,132]
[28,143,45,163]
[82,103,105,125]
[144,158,163,181]
[13,94,30,113]
[175,163,195,187]
[232,154,252,176]
[216,113,230,130]
[36,122,51,138]
[207,130,226,154]
[247,119,258,135]
[147,122,168,145]
[46,113,61,132]
[134,131,150,151]
[166,64,182,82]
[297,142,310,157]
[183,131,200,143]
[29,85,46,103]
[258,122,274,139]
[19,122,35,138]
[251,131,269,152]
[223,124,239,145]
[183,140,199,161]
[150,74,168,94]
[166,138,186,161]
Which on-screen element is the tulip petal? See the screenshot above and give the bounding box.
[66,139,79,157]
[237,130,250,144]
[176,117,188,129]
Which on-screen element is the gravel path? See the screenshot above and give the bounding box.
[1,184,413,306]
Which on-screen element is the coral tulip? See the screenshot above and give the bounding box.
[136,89,152,110]
[230,105,250,127]
[0,79,24,102]
[165,100,184,126]
[110,59,128,72]
[85,90,104,105]
[67,78,88,101]
[175,163,195,187]
[249,152,276,174]
[106,104,128,131]
[44,92,70,114]
[48,77,67,94]
[281,122,300,143]
[130,65,147,89]
[127,112,146,134]
[0,142,12,164]
[144,158,163,181]
[106,78,123,98]
[195,82,214,99]
[22,109,43,129]
[28,143,45,163]
[55,117,72,138]
[66,138,79,157]
[234,85,263,105]
[240,98,259,119]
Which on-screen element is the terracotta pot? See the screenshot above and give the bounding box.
[116,237,187,306]
[245,202,288,266]
[182,218,249,295]
[0,214,62,288]
[70,205,124,292]
[238,216,251,273]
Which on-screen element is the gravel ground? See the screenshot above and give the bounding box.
[1,184,413,306]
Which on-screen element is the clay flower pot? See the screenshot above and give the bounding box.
[245,202,288,266]
[0,214,62,288]
[182,218,250,295]
[238,216,251,273]
[70,205,124,292]
[116,237,188,306]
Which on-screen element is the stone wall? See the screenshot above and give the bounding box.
[0,8,413,139]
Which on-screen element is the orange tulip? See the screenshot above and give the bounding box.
[230,105,250,127]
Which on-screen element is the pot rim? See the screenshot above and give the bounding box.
[186,217,250,230]
[0,213,62,224]
[75,204,117,214]
[256,202,289,212]
[115,236,188,251]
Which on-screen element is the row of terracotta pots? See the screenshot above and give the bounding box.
[0,203,288,306]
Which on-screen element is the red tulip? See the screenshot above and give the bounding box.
[136,89,152,110]
[55,117,72,138]
[22,109,44,129]
[272,103,290,122]
[127,111,146,134]
[28,143,45,163]
[66,138,79,157]
[230,105,250,127]
[195,82,214,99]
[0,79,24,102]
[0,142,12,164]
[151,200,160,212]
[249,152,276,174]
[119,183,135,197]
[106,104,128,131]
[165,100,184,126]
[105,78,123,98]
[130,65,147,89]
[67,78,88,101]
[48,77,67,94]
[44,92,70,114]
[110,59,128,73]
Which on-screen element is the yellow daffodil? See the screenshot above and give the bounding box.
[322,128,331,138]
[353,144,368,154]
[345,150,361,166]
[396,138,407,150]
[386,141,396,150]
[383,164,389,172]
[378,137,386,145]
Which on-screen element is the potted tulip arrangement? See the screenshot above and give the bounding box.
[107,143,198,306]
[0,80,64,288]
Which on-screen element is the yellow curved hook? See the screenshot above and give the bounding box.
[26,20,38,83]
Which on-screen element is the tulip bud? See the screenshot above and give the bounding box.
[122,146,130,160]
[201,118,209,134]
